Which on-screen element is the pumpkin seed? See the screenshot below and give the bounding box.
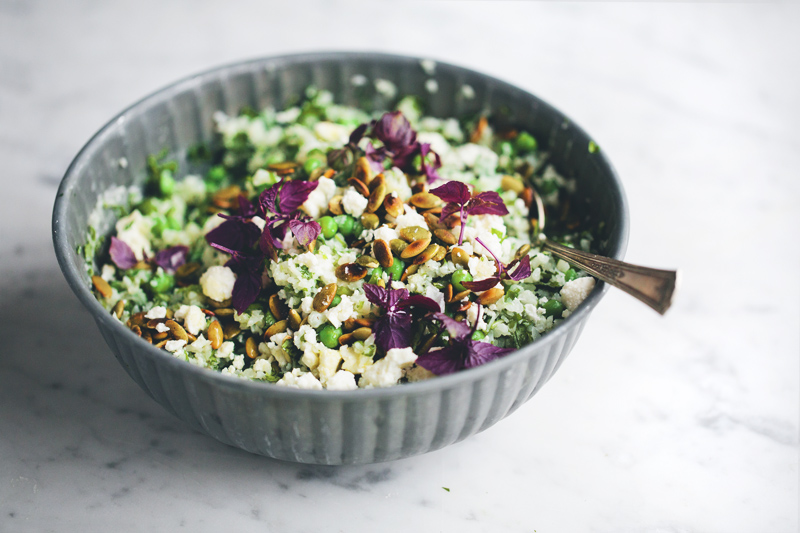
[268,294,286,321]
[165,319,188,341]
[131,325,142,337]
[369,173,385,192]
[500,175,525,193]
[207,297,232,309]
[478,287,505,306]
[445,283,454,303]
[376,279,386,288]
[520,187,534,207]
[417,333,438,355]
[455,300,472,312]
[411,182,427,195]
[353,156,373,185]
[432,245,448,262]
[451,247,470,267]
[373,239,393,268]
[383,194,403,218]
[470,116,488,143]
[267,161,300,175]
[355,318,377,328]
[352,327,372,341]
[313,283,337,312]
[366,182,387,213]
[212,185,242,209]
[328,195,344,215]
[400,264,419,282]
[452,289,471,302]
[360,212,380,230]
[152,331,169,341]
[337,332,356,345]
[399,225,431,243]
[223,323,241,340]
[356,255,380,269]
[423,212,442,231]
[113,300,125,319]
[91,276,113,299]
[389,239,408,256]
[409,192,441,210]
[146,318,167,329]
[245,336,259,359]
[343,318,358,331]
[264,320,288,338]
[335,263,368,282]
[208,320,223,349]
[288,309,302,330]
[154,339,167,349]
[347,177,370,197]
[400,237,432,259]
[127,312,146,328]
[214,308,235,317]
[434,229,457,246]
[413,244,440,265]
[424,205,443,215]
[515,243,531,260]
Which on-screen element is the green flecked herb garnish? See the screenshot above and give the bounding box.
[442,487,450,492]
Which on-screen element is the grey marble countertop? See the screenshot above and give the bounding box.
[1,1,798,531]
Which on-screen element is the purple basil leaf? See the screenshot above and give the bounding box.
[465,191,509,217]
[363,283,408,311]
[397,294,441,314]
[268,219,290,248]
[374,311,413,351]
[258,229,278,261]
[258,181,281,216]
[373,111,417,155]
[364,142,387,172]
[415,345,464,376]
[464,341,514,369]
[153,245,188,274]
[439,202,462,223]
[348,122,369,146]
[279,179,319,214]
[205,218,261,251]
[109,236,138,269]
[288,218,321,246]
[230,269,262,314]
[419,143,442,182]
[507,255,531,281]
[432,312,471,340]
[237,195,257,217]
[431,181,471,205]
[461,277,501,293]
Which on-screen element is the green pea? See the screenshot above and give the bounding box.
[334,215,356,237]
[207,165,227,184]
[263,311,277,328]
[352,219,364,239]
[319,324,343,349]
[471,330,486,341]
[367,266,384,285]
[319,216,338,239]
[159,169,175,196]
[451,270,473,293]
[564,268,578,282]
[149,273,174,294]
[330,295,342,308]
[515,131,538,153]
[387,258,405,281]
[543,299,565,318]
[304,158,323,174]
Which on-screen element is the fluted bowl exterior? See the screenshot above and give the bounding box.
[53,52,628,464]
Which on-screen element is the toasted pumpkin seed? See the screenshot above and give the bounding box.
[165,319,188,341]
[452,289,471,302]
[288,309,302,330]
[411,182,427,195]
[451,247,470,267]
[478,287,505,306]
[127,312,146,328]
[434,229,457,246]
[373,239,393,268]
[146,318,167,329]
[399,225,431,243]
[91,276,113,299]
[352,327,372,341]
[520,187,534,207]
[355,318,377,328]
[347,177,370,197]
[154,339,167,348]
[264,320,288,338]
[214,308,235,317]
[445,283,454,303]
[335,263,368,282]
[501,175,525,194]
[470,116,488,143]
[223,323,241,340]
[208,320,223,349]
[360,213,380,230]
[455,300,472,312]
[369,173,385,192]
[432,245,448,262]
[413,244,440,265]
[267,161,300,174]
[245,336,259,359]
[376,279,386,288]
[418,333,438,355]
[409,192,441,210]
[328,195,344,215]
[212,185,242,209]
[313,283,337,312]
[389,239,408,256]
[353,156,373,184]
[153,331,169,341]
[337,332,356,345]
[113,300,125,319]
[356,255,380,269]
[515,243,531,260]
[400,264,419,282]
[131,325,142,337]
[268,294,286,321]
[366,182,387,213]
[400,237,432,259]
[423,212,442,231]
[207,297,232,309]
[383,194,403,218]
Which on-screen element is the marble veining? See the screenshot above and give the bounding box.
[1,1,798,532]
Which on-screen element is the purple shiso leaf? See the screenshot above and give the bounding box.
[432,312,472,341]
[461,277,501,293]
[237,194,257,217]
[465,191,509,217]
[397,294,441,313]
[374,310,413,351]
[288,218,321,246]
[109,236,138,270]
[419,143,442,183]
[348,122,370,146]
[430,181,471,205]
[364,142,387,172]
[258,229,278,261]
[279,179,318,214]
[267,219,290,248]
[258,181,281,216]
[465,341,514,369]
[230,267,262,314]
[415,345,464,376]
[153,245,188,274]
[507,255,531,281]
[205,219,261,251]
[439,203,462,223]
[373,111,417,155]
[363,283,408,311]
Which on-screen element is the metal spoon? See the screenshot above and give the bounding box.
[530,187,677,315]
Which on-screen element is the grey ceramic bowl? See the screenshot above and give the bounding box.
[53,52,628,465]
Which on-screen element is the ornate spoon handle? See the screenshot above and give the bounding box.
[542,239,678,315]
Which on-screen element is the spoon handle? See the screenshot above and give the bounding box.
[542,239,678,315]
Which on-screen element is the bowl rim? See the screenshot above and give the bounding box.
[53,51,629,400]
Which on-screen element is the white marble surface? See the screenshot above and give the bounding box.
[1,1,798,531]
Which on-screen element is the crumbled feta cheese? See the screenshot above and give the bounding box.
[217,341,235,360]
[164,339,186,353]
[276,368,323,390]
[342,187,369,217]
[115,210,153,261]
[145,306,167,319]
[317,348,343,385]
[560,277,596,311]
[301,177,336,219]
[394,204,428,233]
[382,167,413,201]
[468,256,498,281]
[199,265,236,302]
[101,264,115,282]
[253,358,271,373]
[360,347,417,388]
[313,121,349,144]
[181,305,207,335]
[326,370,358,391]
[155,322,170,333]
[373,225,399,243]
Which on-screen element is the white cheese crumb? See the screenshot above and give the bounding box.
[326,370,358,391]
[360,347,417,388]
[373,225,399,243]
[560,277,596,311]
[341,187,369,217]
[217,341,235,360]
[394,204,428,233]
[145,306,167,320]
[155,323,170,333]
[101,264,116,282]
[301,176,336,219]
[199,265,236,302]
[165,339,186,353]
[182,305,207,335]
